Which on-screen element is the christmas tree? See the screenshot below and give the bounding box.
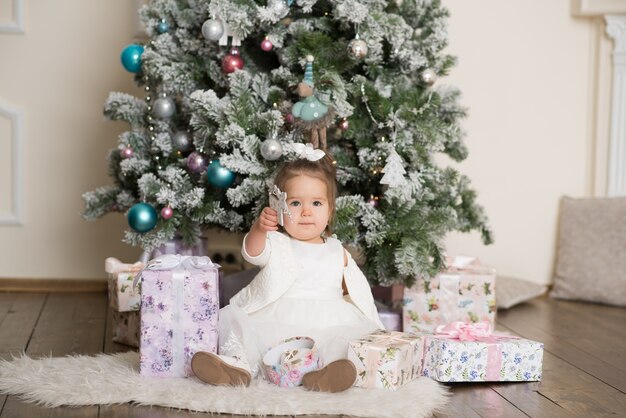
[82,0,492,286]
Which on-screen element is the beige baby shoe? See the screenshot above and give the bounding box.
[191,351,252,387]
[302,359,356,393]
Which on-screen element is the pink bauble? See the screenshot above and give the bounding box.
[261,38,273,52]
[222,48,244,74]
[120,147,134,159]
[338,118,349,131]
[367,196,379,207]
[161,207,174,220]
[285,113,295,124]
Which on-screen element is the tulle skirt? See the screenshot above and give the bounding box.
[218,297,379,378]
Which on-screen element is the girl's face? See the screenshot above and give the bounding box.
[283,174,331,244]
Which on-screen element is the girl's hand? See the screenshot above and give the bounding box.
[254,207,279,232]
[245,207,277,257]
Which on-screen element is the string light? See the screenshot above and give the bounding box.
[360,83,378,125]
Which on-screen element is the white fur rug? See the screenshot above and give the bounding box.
[0,352,448,418]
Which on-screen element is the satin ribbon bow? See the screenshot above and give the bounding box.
[290,143,325,161]
[435,321,515,342]
[132,254,216,288]
[364,331,416,347]
[433,321,519,382]
[104,257,144,274]
[447,255,479,271]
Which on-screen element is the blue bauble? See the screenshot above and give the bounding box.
[120,44,144,73]
[206,160,236,188]
[156,20,170,34]
[128,202,158,233]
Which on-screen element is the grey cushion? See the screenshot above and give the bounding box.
[496,276,546,309]
[550,196,626,306]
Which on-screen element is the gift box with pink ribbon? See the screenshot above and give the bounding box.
[138,255,220,377]
[348,330,425,390]
[421,321,544,382]
[105,257,143,312]
[403,256,497,333]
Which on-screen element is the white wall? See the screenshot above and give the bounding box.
[0,1,143,279]
[0,1,608,282]
[441,0,601,284]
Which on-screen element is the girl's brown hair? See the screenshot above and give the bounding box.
[273,154,337,237]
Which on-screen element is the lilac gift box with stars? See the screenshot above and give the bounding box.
[139,255,220,377]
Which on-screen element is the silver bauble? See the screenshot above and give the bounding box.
[348,37,368,59]
[268,0,289,18]
[172,131,192,153]
[260,138,283,161]
[277,51,290,66]
[202,19,224,41]
[421,68,437,86]
[153,97,176,119]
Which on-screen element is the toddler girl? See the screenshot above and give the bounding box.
[192,148,383,392]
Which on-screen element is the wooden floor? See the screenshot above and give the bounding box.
[0,292,625,418]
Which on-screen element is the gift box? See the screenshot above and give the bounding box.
[375,301,402,331]
[105,257,143,312]
[150,237,208,259]
[348,330,425,390]
[139,255,220,377]
[403,256,496,333]
[111,310,140,347]
[421,321,543,382]
[263,337,323,388]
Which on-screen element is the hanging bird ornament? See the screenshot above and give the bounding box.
[291,55,335,150]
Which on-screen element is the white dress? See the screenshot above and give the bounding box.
[218,237,380,378]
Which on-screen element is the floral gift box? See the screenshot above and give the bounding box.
[138,255,220,377]
[111,310,140,347]
[105,257,143,312]
[262,336,323,388]
[348,330,425,390]
[403,256,496,333]
[421,321,544,382]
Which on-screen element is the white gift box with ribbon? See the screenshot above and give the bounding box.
[403,256,497,333]
[421,321,544,382]
[105,257,143,312]
[348,330,425,390]
[137,255,220,377]
[111,310,140,347]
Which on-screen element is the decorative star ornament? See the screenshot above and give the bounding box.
[269,185,291,226]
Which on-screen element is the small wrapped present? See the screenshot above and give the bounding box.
[403,255,496,333]
[348,330,425,390]
[375,301,402,331]
[105,257,143,312]
[421,321,544,382]
[139,255,220,377]
[262,337,323,388]
[111,310,140,347]
[150,237,208,259]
